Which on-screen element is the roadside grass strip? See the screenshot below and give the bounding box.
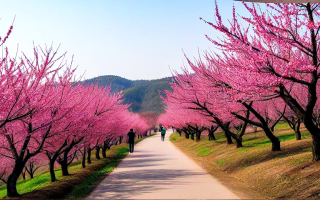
[170,125,320,199]
[0,135,152,199]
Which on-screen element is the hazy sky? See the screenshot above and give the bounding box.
[0,0,248,80]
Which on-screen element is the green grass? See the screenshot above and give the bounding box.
[66,135,153,199]
[169,132,180,142]
[196,146,213,156]
[239,132,311,151]
[274,122,290,129]
[0,134,152,199]
[169,123,318,199]
[216,159,226,166]
[66,148,128,198]
[0,171,54,198]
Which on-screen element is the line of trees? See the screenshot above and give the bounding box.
[158,3,320,161]
[0,22,152,198]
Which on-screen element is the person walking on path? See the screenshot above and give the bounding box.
[160,126,166,141]
[127,129,135,153]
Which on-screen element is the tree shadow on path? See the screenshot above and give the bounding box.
[90,169,204,199]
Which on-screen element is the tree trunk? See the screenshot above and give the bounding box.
[177,129,182,137]
[263,127,281,151]
[295,129,302,140]
[208,131,216,141]
[238,102,281,151]
[21,171,26,180]
[119,136,122,144]
[190,133,194,140]
[312,134,320,161]
[87,149,92,164]
[208,126,218,141]
[82,147,86,168]
[295,119,301,140]
[235,138,242,148]
[196,131,201,141]
[102,143,107,158]
[61,162,69,176]
[49,160,56,182]
[7,165,24,197]
[95,146,101,160]
[183,129,190,139]
[224,131,233,144]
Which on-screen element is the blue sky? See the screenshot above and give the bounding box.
[0,0,248,80]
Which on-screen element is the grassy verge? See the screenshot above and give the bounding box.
[170,124,320,199]
[0,135,152,199]
[66,136,150,199]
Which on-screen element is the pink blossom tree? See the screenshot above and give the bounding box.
[198,2,320,160]
[0,46,77,197]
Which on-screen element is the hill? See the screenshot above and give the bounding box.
[83,75,172,114]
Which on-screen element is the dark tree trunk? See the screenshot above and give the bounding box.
[263,126,281,151]
[87,149,92,164]
[235,137,243,148]
[49,160,56,182]
[224,131,233,144]
[183,128,190,139]
[208,131,216,140]
[177,128,182,137]
[25,162,38,180]
[57,153,70,176]
[190,132,195,140]
[5,125,52,197]
[311,134,320,161]
[196,132,201,141]
[57,137,83,175]
[21,170,26,180]
[7,164,24,197]
[208,126,218,141]
[295,128,302,140]
[82,147,86,168]
[214,119,244,147]
[295,119,302,140]
[46,139,67,182]
[187,125,204,142]
[95,146,101,160]
[235,102,281,151]
[119,136,122,144]
[61,162,69,176]
[102,143,107,158]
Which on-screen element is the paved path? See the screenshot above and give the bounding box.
[87,130,240,199]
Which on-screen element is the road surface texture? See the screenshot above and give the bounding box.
[87,129,240,199]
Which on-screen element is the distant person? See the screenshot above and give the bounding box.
[127,129,136,153]
[161,126,166,141]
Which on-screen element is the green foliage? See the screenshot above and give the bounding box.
[83,75,172,114]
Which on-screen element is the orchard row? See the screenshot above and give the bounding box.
[0,34,151,197]
[159,3,320,162]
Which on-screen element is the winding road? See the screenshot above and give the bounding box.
[87,129,240,199]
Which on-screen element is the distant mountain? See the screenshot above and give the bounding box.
[83,75,173,114]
